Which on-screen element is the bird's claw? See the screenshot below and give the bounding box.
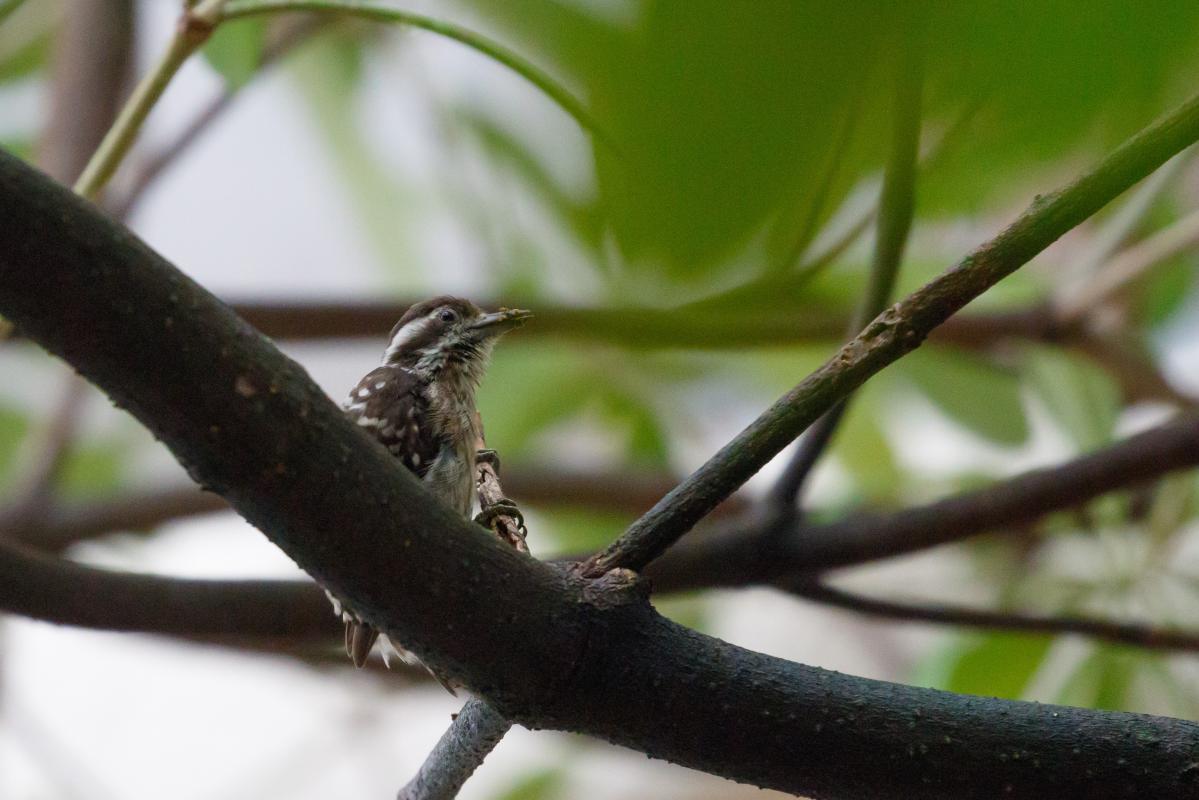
[474,497,525,534]
[475,448,501,472]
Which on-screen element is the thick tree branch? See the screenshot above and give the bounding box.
[582,90,1199,579]
[791,580,1199,652]
[3,126,1199,797]
[8,412,1199,646]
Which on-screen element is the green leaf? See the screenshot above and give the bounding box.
[834,395,901,502]
[0,26,48,84]
[492,767,566,800]
[541,508,628,557]
[901,348,1029,446]
[1024,347,1120,450]
[1056,647,1139,711]
[202,18,267,89]
[1136,253,1197,328]
[0,404,29,485]
[58,442,125,499]
[924,632,1053,700]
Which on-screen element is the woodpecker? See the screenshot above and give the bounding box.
[330,296,531,674]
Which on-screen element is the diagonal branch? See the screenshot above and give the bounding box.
[4,119,1199,796]
[647,411,1199,592]
[580,91,1199,579]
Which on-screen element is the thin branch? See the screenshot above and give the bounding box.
[4,134,1199,796]
[790,580,1199,652]
[645,411,1199,592]
[110,13,329,221]
[580,89,1199,579]
[220,0,620,156]
[396,700,512,800]
[73,0,228,199]
[770,51,922,509]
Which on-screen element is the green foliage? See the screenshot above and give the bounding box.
[491,767,566,800]
[465,0,1199,284]
[901,348,1029,446]
[0,24,47,84]
[918,632,1053,700]
[58,441,126,498]
[0,403,28,485]
[1024,347,1120,450]
[202,17,268,89]
[1057,646,1141,712]
[1137,252,1198,328]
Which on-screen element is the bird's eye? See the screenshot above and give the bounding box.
[438,309,458,323]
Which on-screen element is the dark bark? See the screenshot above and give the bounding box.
[2,103,1199,796]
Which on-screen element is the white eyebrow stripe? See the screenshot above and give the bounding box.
[385,318,430,360]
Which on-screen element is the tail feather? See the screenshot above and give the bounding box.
[346,620,379,668]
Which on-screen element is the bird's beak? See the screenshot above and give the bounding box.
[469,307,533,338]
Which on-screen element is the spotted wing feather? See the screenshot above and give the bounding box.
[342,365,441,477]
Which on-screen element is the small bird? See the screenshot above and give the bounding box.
[329,296,531,675]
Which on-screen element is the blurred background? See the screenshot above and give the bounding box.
[2,1,1199,797]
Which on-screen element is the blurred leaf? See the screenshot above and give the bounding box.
[835,396,901,503]
[1,138,32,161]
[291,34,423,277]
[58,442,125,499]
[0,26,48,83]
[1057,646,1139,711]
[1136,253,1198,328]
[203,18,267,89]
[594,387,668,467]
[901,348,1029,445]
[924,632,1053,700]
[492,767,566,800]
[653,593,709,632]
[477,343,591,457]
[457,109,604,253]
[541,508,627,555]
[469,0,1199,283]
[0,403,28,485]
[1025,347,1120,450]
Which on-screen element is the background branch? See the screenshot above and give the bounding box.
[791,580,1199,652]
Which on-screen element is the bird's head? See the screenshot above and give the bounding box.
[383,296,532,381]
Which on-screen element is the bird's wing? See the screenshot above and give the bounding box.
[342,365,441,478]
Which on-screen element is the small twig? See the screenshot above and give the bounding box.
[73,0,228,199]
[790,580,1199,652]
[394,428,527,800]
[769,50,922,511]
[110,13,328,220]
[395,700,513,800]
